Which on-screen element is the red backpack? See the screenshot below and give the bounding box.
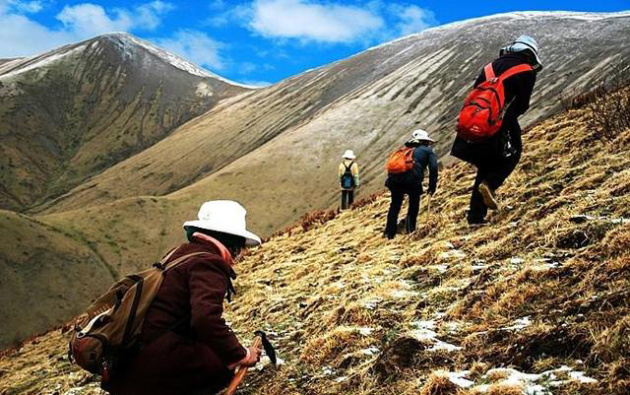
[386,147,414,174]
[456,63,534,143]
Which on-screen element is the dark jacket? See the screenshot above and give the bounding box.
[451,52,537,166]
[386,144,438,194]
[108,241,246,395]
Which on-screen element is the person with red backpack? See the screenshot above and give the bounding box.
[451,35,542,225]
[384,129,438,239]
[338,150,360,210]
[103,201,263,395]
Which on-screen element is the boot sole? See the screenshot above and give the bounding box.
[479,183,498,210]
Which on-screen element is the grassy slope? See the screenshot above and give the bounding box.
[1,96,629,395]
[0,210,115,348]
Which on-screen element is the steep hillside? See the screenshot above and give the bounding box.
[1,74,628,395]
[0,210,115,348]
[42,12,630,236]
[0,33,251,211]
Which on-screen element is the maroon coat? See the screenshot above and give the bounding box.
[108,241,247,395]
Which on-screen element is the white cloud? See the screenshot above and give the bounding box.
[389,4,437,36]
[0,0,43,14]
[155,29,226,70]
[249,0,384,44]
[56,4,133,37]
[0,1,174,58]
[57,1,173,38]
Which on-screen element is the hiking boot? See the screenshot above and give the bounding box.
[478,182,498,210]
[467,218,488,227]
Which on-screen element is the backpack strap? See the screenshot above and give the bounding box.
[484,63,496,80]
[497,64,534,81]
[344,161,354,172]
[153,247,180,269]
[157,251,213,272]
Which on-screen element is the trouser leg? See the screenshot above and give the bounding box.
[385,188,405,239]
[406,188,421,233]
[348,190,355,206]
[485,150,521,190]
[341,190,348,210]
[468,169,488,223]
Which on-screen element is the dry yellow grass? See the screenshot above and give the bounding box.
[1,91,629,395]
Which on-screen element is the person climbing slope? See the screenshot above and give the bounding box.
[338,150,360,210]
[451,35,542,225]
[106,200,263,395]
[384,129,438,239]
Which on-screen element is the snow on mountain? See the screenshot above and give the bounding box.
[104,33,262,89]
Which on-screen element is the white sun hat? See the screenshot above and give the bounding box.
[501,35,542,69]
[409,129,435,143]
[342,150,356,160]
[183,200,261,246]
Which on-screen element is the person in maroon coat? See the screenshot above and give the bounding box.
[108,200,263,395]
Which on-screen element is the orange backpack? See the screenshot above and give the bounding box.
[386,147,415,174]
[456,63,533,143]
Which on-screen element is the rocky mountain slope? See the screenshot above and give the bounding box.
[2,10,630,350]
[0,33,251,211]
[40,12,630,236]
[1,79,628,395]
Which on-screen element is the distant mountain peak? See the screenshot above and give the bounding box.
[96,32,261,89]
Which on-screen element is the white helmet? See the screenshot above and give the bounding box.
[409,129,435,144]
[501,35,542,69]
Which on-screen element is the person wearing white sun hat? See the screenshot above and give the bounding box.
[384,129,438,239]
[338,149,360,210]
[108,200,262,395]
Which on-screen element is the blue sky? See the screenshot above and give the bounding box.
[1,0,628,85]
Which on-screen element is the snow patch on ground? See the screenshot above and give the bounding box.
[502,316,532,331]
[360,346,380,356]
[409,320,462,352]
[447,370,475,388]
[462,366,598,394]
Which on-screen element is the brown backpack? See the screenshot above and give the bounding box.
[68,248,211,381]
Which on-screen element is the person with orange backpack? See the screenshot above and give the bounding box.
[384,129,438,239]
[451,35,542,225]
[338,150,360,210]
[70,201,263,395]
